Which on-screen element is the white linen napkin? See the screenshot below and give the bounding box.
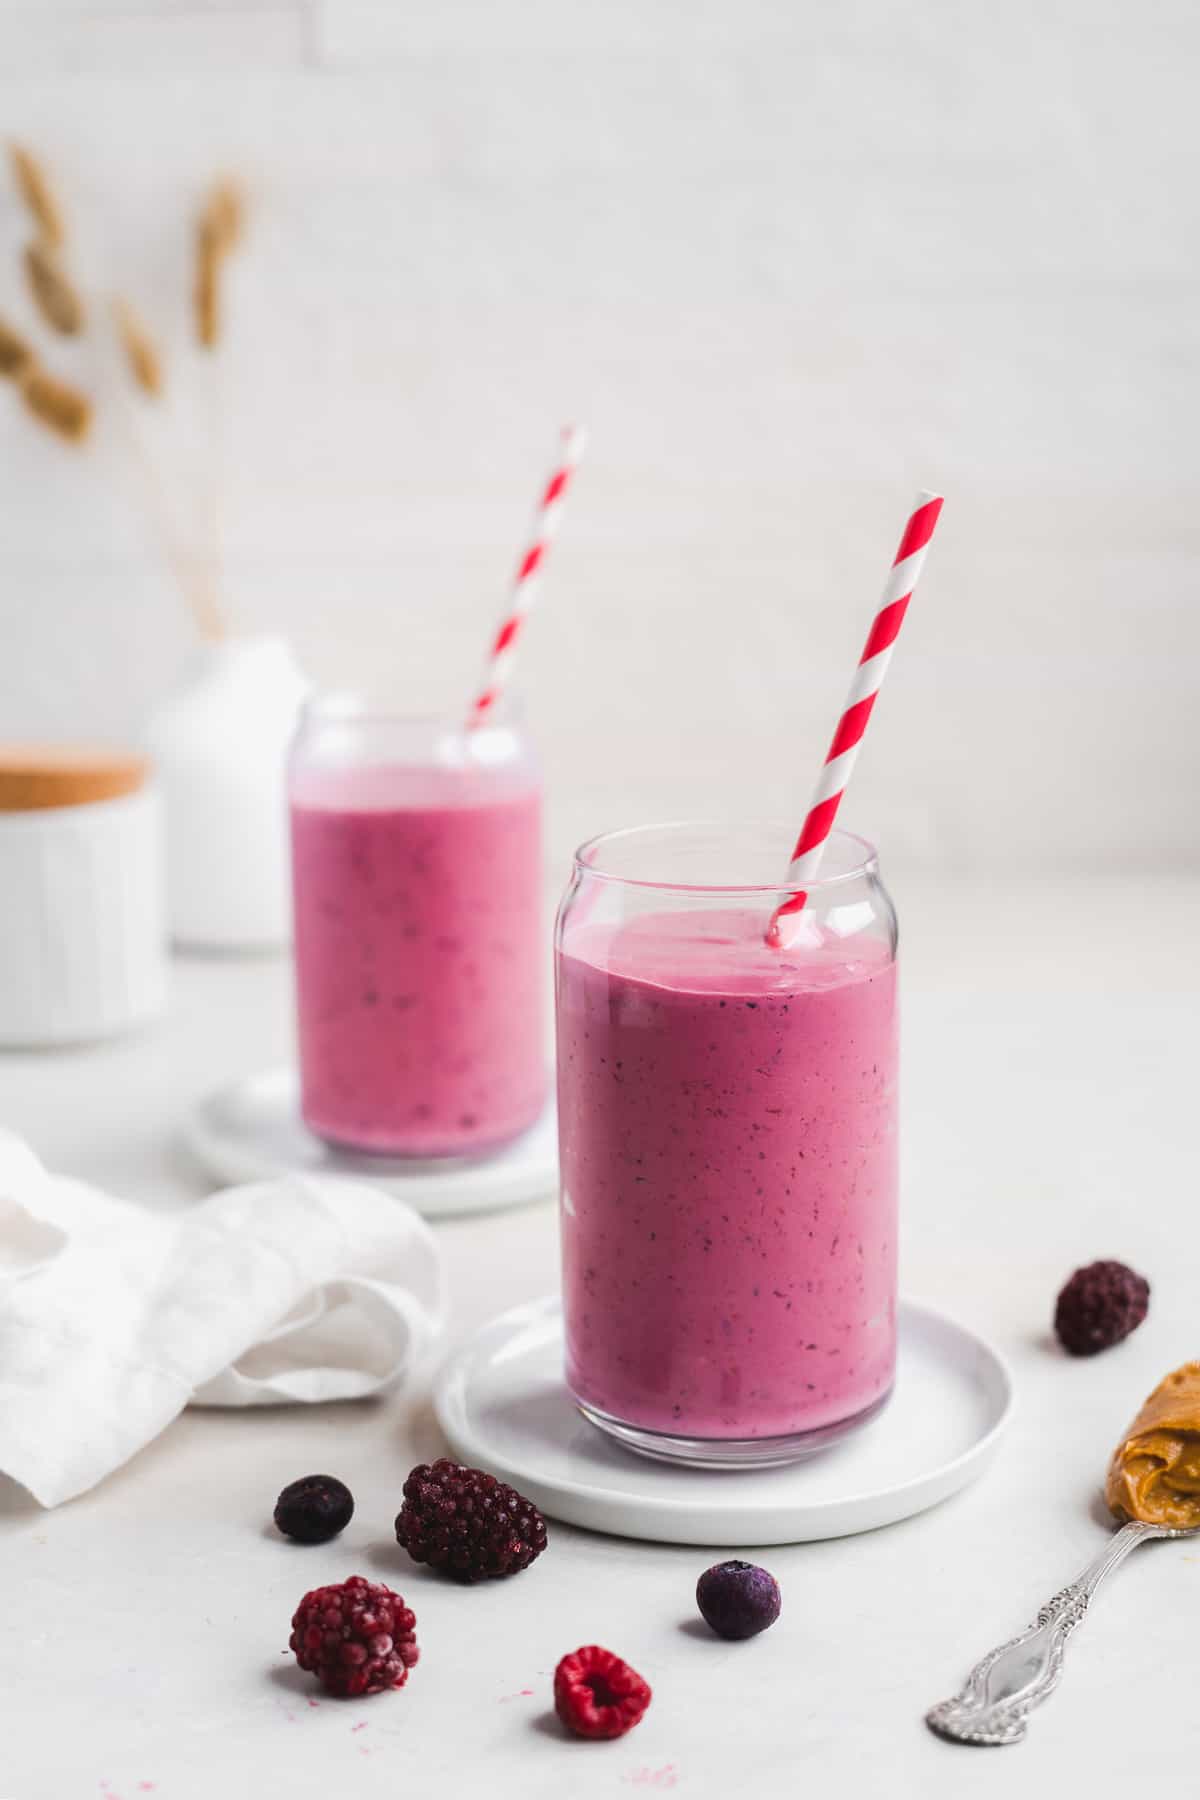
[0,1129,445,1507]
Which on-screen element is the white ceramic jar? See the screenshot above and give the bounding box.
[0,749,167,1046]
[146,635,310,952]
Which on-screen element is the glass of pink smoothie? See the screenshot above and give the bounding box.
[289,697,546,1158]
[555,821,898,1467]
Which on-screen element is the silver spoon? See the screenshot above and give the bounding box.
[926,1518,1200,1746]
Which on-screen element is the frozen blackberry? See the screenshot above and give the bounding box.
[394,1459,547,1583]
[289,1576,418,1699]
[696,1560,782,1639]
[1054,1260,1150,1356]
[274,1474,355,1544]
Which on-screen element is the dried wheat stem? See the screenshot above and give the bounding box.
[106,330,225,639]
[9,143,64,247]
[112,297,164,397]
[0,314,35,378]
[192,176,246,349]
[207,178,244,256]
[186,571,225,639]
[25,239,85,335]
[20,364,92,442]
[194,226,220,349]
[121,401,226,637]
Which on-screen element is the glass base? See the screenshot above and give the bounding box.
[308,1127,526,1167]
[303,1101,546,1166]
[575,1385,894,1470]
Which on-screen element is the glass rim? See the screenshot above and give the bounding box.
[572,820,880,896]
[298,690,522,731]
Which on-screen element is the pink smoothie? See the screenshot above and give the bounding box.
[291,759,545,1156]
[556,907,897,1441]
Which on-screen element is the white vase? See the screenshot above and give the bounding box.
[146,635,310,951]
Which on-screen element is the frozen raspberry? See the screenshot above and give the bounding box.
[394,1459,547,1583]
[274,1474,355,1544]
[1054,1260,1150,1356]
[554,1645,652,1740]
[696,1560,782,1640]
[288,1576,418,1699]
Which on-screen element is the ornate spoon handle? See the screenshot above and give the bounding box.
[926,1520,1175,1746]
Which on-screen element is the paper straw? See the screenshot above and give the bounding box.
[467,425,587,728]
[768,490,944,946]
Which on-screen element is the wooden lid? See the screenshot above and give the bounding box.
[0,745,148,812]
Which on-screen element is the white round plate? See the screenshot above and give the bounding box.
[182,1067,558,1219]
[435,1296,1013,1545]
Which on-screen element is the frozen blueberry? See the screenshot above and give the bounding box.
[696,1560,781,1640]
[274,1474,355,1544]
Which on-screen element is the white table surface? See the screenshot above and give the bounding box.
[2,874,1198,1799]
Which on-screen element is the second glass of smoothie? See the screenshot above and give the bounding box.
[290,698,545,1158]
[555,821,898,1467]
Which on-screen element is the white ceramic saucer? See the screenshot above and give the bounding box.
[182,1067,558,1219]
[435,1296,1013,1546]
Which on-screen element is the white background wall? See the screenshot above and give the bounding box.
[2,0,1197,877]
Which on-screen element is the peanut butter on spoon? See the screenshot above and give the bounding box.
[1106,1362,1200,1528]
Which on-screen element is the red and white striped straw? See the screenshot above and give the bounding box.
[467,425,587,728]
[768,489,944,946]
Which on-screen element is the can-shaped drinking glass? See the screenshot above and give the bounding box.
[555,821,898,1467]
[290,698,546,1157]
